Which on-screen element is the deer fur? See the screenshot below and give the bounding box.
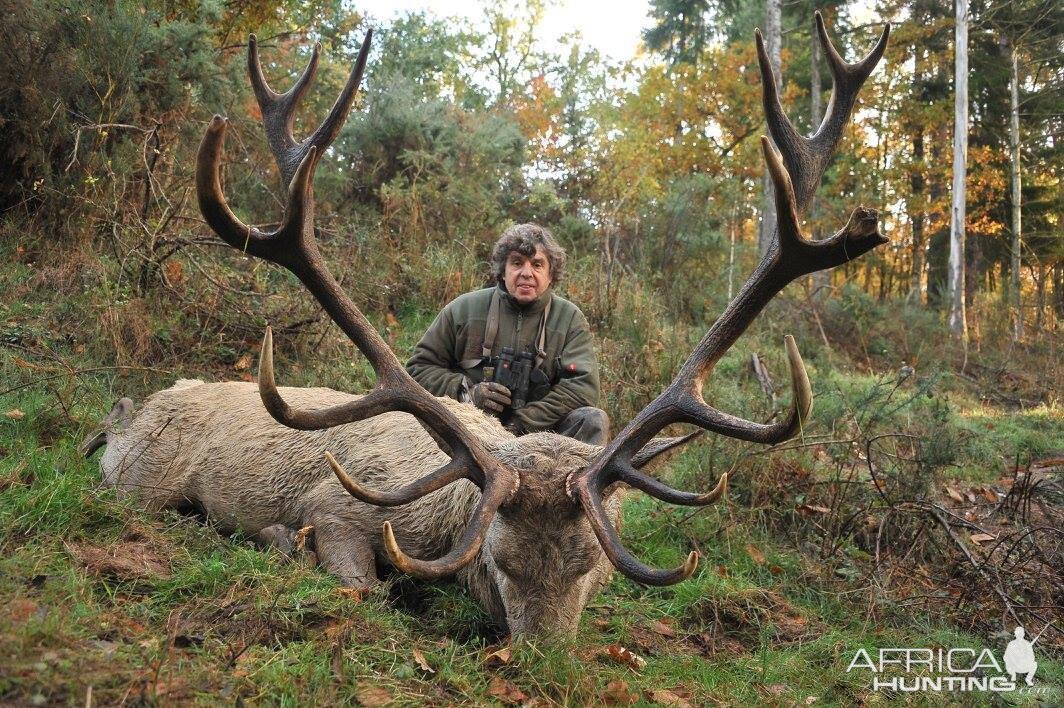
[93,379,621,635]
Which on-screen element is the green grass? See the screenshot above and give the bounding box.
[2,373,1060,705]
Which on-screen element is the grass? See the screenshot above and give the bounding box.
[2,367,1061,705]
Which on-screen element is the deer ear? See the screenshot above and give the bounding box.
[630,430,703,470]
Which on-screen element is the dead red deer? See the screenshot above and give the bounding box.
[86,14,889,635]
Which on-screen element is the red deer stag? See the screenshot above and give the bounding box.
[84,14,889,635]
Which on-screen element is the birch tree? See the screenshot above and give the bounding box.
[758,0,782,257]
[947,0,968,339]
[1007,37,1023,340]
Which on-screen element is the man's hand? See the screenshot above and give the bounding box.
[468,380,511,414]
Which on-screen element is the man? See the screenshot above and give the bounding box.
[406,224,609,445]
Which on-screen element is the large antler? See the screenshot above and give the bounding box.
[196,32,519,579]
[568,13,891,586]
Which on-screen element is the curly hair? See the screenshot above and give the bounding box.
[489,223,567,287]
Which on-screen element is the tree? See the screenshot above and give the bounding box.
[643,0,713,68]
[948,0,969,339]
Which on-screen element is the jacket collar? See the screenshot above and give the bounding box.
[498,284,552,315]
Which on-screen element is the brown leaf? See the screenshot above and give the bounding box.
[969,533,996,545]
[945,485,965,503]
[411,647,434,674]
[294,525,314,552]
[804,697,819,705]
[164,260,184,285]
[715,564,728,577]
[649,689,692,708]
[648,619,675,637]
[487,677,528,705]
[745,544,767,565]
[796,503,831,515]
[5,409,25,420]
[336,587,364,602]
[355,682,393,707]
[385,312,398,328]
[764,684,789,695]
[981,487,998,503]
[233,353,252,371]
[483,646,512,666]
[603,679,638,705]
[605,644,646,671]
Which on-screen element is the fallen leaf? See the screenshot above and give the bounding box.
[969,533,996,545]
[487,677,528,705]
[805,697,819,704]
[745,544,767,565]
[945,486,964,503]
[336,587,364,602]
[649,689,692,707]
[233,353,252,371]
[796,503,831,515]
[603,679,638,705]
[715,565,728,577]
[605,644,646,671]
[411,647,434,674]
[294,525,314,552]
[648,619,675,637]
[164,260,183,285]
[5,409,25,420]
[385,312,398,327]
[981,487,998,503]
[483,646,512,666]
[355,682,393,707]
[765,684,789,695]
[769,564,784,575]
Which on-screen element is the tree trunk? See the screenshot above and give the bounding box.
[758,0,782,257]
[1007,38,1024,341]
[909,132,926,302]
[908,41,927,303]
[948,0,968,340]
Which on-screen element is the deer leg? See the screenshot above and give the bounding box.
[311,516,378,590]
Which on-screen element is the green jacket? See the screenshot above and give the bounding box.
[406,286,600,432]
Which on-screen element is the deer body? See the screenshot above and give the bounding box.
[98,379,619,634]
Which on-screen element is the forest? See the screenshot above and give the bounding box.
[1,0,1061,704]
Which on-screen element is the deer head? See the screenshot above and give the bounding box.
[196,13,889,634]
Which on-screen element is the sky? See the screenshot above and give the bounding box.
[356,1,654,61]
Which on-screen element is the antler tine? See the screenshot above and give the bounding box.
[248,31,372,188]
[198,33,519,581]
[306,29,373,154]
[757,13,891,212]
[248,34,321,159]
[568,13,889,587]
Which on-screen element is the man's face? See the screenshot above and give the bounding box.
[504,246,552,304]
